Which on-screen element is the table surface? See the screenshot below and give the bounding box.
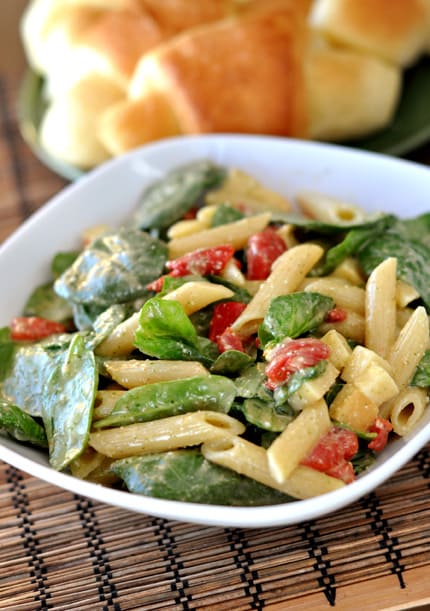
[2,4,430,610]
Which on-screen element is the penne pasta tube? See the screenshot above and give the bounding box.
[267,399,331,483]
[341,345,392,383]
[163,281,234,315]
[168,212,271,258]
[96,311,140,357]
[89,411,245,459]
[296,191,366,225]
[231,243,324,337]
[331,257,365,286]
[104,359,209,389]
[202,435,344,500]
[396,280,420,308]
[318,310,365,344]
[303,277,365,315]
[383,387,428,436]
[93,390,126,421]
[365,257,397,358]
[388,306,429,388]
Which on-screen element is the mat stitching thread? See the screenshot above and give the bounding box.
[359,492,405,588]
[0,78,32,220]
[74,495,121,610]
[417,446,430,480]
[6,465,52,610]
[301,520,337,606]
[225,528,264,610]
[152,517,192,610]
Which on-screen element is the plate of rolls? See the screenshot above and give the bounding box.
[18,0,430,180]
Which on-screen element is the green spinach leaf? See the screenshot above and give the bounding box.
[43,334,97,470]
[130,160,227,230]
[111,449,293,505]
[258,292,334,348]
[55,228,167,307]
[95,374,236,428]
[0,401,47,448]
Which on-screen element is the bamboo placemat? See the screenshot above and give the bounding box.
[1,73,430,611]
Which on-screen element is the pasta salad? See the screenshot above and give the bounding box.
[1,160,430,506]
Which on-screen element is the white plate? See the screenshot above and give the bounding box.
[1,134,430,528]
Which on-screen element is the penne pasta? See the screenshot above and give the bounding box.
[388,306,429,388]
[365,257,397,358]
[163,281,234,315]
[89,411,245,459]
[168,212,271,258]
[232,243,324,337]
[202,435,344,500]
[104,359,209,389]
[302,277,365,315]
[383,387,428,436]
[267,399,331,482]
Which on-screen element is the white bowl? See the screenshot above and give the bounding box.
[1,134,430,528]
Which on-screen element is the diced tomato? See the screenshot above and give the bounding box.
[10,316,66,341]
[182,207,198,220]
[265,338,330,390]
[217,327,246,353]
[146,275,167,292]
[325,460,356,484]
[166,245,235,277]
[301,427,359,483]
[325,307,348,323]
[246,228,286,280]
[209,301,247,343]
[368,417,393,452]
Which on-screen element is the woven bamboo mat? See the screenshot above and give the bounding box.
[1,73,430,611]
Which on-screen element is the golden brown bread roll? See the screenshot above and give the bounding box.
[128,1,309,137]
[39,74,124,168]
[98,1,400,155]
[310,0,430,67]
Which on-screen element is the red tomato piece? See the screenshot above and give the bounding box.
[209,301,247,343]
[325,307,348,323]
[368,417,393,452]
[146,275,167,292]
[246,228,286,280]
[265,338,330,390]
[217,327,246,353]
[166,245,235,277]
[10,316,66,341]
[301,427,359,483]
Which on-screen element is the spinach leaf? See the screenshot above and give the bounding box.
[134,298,218,366]
[313,215,396,276]
[43,334,97,470]
[210,350,254,375]
[54,228,168,307]
[0,401,47,448]
[23,282,73,323]
[130,160,227,230]
[111,449,293,505]
[397,213,430,247]
[358,232,430,310]
[51,251,79,277]
[0,328,15,384]
[258,292,334,348]
[239,398,293,432]
[0,340,67,417]
[411,349,430,387]
[94,374,236,428]
[211,203,244,227]
[234,364,270,400]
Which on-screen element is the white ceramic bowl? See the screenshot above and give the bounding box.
[2,134,430,528]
